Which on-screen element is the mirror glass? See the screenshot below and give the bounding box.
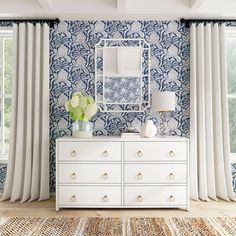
[104,47,141,76]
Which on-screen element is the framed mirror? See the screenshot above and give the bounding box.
[95,38,150,112]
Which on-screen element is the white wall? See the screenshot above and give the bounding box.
[0,0,236,20]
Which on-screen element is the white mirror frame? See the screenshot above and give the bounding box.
[95,38,150,113]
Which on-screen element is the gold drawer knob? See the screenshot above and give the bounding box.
[137,173,143,180]
[137,195,143,202]
[136,150,143,157]
[71,195,77,202]
[169,173,175,180]
[103,173,109,180]
[169,150,175,157]
[71,172,77,180]
[102,195,109,202]
[71,150,77,157]
[102,150,109,158]
[169,195,175,202]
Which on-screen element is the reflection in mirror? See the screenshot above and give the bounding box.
[104,47,141,76]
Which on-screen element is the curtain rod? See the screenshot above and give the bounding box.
[0,18,60,27]
[180,18,236,28]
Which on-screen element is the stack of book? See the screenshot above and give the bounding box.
[121,128,141,138]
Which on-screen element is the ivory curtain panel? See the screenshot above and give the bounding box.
[1,23,50,202]
[190,23,235,201]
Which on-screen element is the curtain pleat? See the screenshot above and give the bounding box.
[30,23,41,201]
[1,25,19,200]
[219,25,236,200]
[190,24,199,200]
[190,22,236,201]
[40,24,50,201]
[22,23,33,203]
[11,23,27,202]
[1,23,50,202]
[196,23,208,201]
[204,24,216,200]
[212,24,229,201]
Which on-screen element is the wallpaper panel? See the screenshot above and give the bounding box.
[232,163,236,193]
[0,165,7,192]
[49,20,190,192]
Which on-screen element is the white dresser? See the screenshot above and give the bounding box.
[56,136,189,211]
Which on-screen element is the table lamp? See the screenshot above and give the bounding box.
[151,91,175,136]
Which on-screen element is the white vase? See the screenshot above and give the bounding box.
[140,120,157,138]
[72,121,93,138]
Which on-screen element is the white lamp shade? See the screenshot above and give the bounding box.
[152,91,175,112]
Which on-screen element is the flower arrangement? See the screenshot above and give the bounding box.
[65,92,97,122]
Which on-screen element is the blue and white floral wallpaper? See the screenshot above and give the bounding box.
[0,165,7,192]
[232,164,236,193]
[49,20,190,192]
[0,20,235,194]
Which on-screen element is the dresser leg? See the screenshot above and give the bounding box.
[179,207,189,212]
[56,206,59,211]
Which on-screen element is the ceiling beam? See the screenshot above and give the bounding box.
[38,0,53,10]
[190,0,205,8]
[117,0,126,9]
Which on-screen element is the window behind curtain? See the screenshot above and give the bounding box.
[0,28,13,162]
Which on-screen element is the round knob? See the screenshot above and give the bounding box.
[71,195,77,202]
[169,173,175,180]
[103,173,109,180]
[169,195,175,202]
[102,195,109,202]
[71,172,77,180]
[102,150,109,158]
[137,173,143,180]
[136,150,143,157]
[137,195,143,202]
[71,150,77,157]
[169,150,175,157]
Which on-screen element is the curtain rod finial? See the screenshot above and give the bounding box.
[180,18,190,28]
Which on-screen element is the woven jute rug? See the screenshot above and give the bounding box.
[0,217,235,236]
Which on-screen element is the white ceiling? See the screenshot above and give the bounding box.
[0,0,236,20]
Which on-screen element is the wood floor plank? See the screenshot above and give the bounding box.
[0,198,236,217]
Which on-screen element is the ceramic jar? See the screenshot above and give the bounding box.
[140,120,157,138]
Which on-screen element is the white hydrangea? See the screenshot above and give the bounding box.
[74,92,82,96]
[86,96,94,104]
[78,96,87,109]
[65,101,70,112]
[84,103,97,120]
[65,92,97,122]
[70,95,79,108]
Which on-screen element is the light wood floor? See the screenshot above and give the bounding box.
[0,198,236,217]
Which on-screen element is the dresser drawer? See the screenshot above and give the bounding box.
[58,163,121,184]
[58,142,121,162]
[124,164,187,184]
[124,142,187,162]
[58,186,121,206]
[124,186,187,206]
